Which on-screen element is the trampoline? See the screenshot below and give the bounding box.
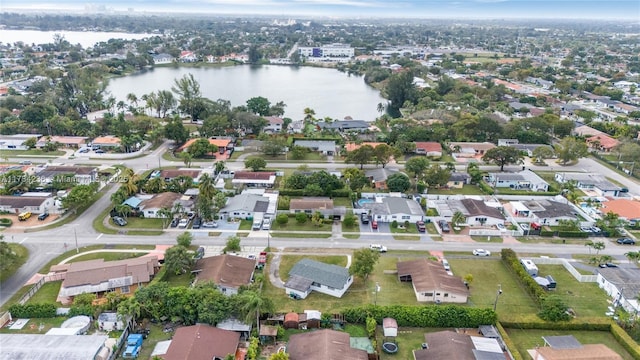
[382,342,398,354]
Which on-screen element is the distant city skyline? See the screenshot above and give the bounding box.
[2,0,639,20]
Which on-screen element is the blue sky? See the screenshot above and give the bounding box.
[3,0,639,20]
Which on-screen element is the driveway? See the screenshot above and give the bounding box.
[358,220,394,241]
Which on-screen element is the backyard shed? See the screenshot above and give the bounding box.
[259,325,278,344]
[304,310,322,329]
[383,318,398,337]
[284,312,299,329]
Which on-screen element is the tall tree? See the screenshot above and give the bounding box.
[198,173,216,200]
[373,144,396,168]
[555,137,588,165]
[164,245,194,275]
[385,70,416,117]
[482,146,524,171]
[239,290,274,334]
[246,96,271,116]
[172,73,202,121]
[346,145,374,169]
[405,156,430,178]
[122,168,140,196]
[350,248,380,281]
[386,173,411,192]
[245,157,267,172]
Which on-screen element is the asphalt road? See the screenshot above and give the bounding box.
[2,143,639,306]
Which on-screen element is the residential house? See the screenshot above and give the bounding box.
[0,134,41,150]
[289,197,345,220]
[284,258,353,299]
[91,136,121,149]
[263,116,284,133]
[53,256,159,302]
[397,258,469,303]
[361,196,425,223]
[219,193,270,219]
[460,198,505,226]
[0,334,109,360]
[36,136,87,149]
[526,76,554,89]
[286,329,368,360]
[85,110,109,123]
[574,125,620,152]
[0,195,54,214]
[139,192,183,218]
[154,169,202,183]
[293,140,337,156]
[162,324,240,360]
[176,138,232,155]
[35,165,98,185]
[344,142,385,152]
[413,330,504,360]
[447,172,471,189]
[529,335,622,360]
[232,172,276,188]
[317,120,370,133]
[365,168,402,190]
[288,120,305,134]
[414,142,443,157]
[555,173,622,197]
[600,199,640,224]
[597,267,640,315]
[486,169,549,192]
[179,51,197,63]
[152,53,174,64]
[192,255,256,296]
[513,143,553,157]
[449,142,496,160]
[520,199,580,225]
[613,102,639,115]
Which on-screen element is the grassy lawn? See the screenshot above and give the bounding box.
[0,317,67,334]
[377,327,448,360]
[1,149,66,156]
[390,225,420,241]
[516,237,590,245]
[425,222,439,235]
[427,185,484,195]
[506,329,635,360]
[37,245,155,274]
[265,255,368,313]
[136,323,174,360]
[163,272,194,287]
[271,232,331,238]
[446,259,538,319]
[271,220,331,232]
[333,197,353,208]
[368,256,421,306]
[122,217,164,229]
[25,281,62,305]
[471,236,504,243]
[0,243,28,283]
[535,264,609,318]
[238,219,253,231]
[341,214,360,239]
[67,252,148,263]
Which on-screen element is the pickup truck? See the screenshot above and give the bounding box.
[122,334,143,358]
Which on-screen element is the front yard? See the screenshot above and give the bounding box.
[390,225,421,241]
[427,185,484,195]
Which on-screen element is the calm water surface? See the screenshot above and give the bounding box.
[107,65,385,121]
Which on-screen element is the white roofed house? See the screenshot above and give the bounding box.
[219,193,270,220]
[521,199,581,225]
[0,195,55,214]
[0,134,41,150]
[35,165,98,185]
[555,172,622,197]
[232,171,276,188]
[361,196,424,223]
[138,192,185,218]
[596,267,640,315]
[397,258,469,303]
[293,140,337,156]
[460,198,505,226]
[486,169,549,192]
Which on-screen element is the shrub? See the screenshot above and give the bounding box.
[295,212,308,224]
[342,304,496,328]
[557,231,589,238]
[538,295,571,322]
[496,322,524,360]
[391,220,398,229]
[501,249,546,305]
[330,189,352,198]
[8,303,57,318]
[479,181,495,195]
[0,218,12,227]
[276,213,289,226]
[611,323,640,359]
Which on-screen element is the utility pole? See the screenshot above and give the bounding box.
[74,228,79,254]
[493,284,503,311]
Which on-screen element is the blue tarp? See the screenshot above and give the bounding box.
[123,197,142,208]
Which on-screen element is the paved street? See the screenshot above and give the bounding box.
[2,143,640,306]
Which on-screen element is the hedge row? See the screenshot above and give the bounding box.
[496,322,523,360]
[611,323,640,359]
[479,181,495,195]
[501,249,546,305]
[8,303,57,318]
[499,315,611,331]
[278,188,352,198]
[342,304,496,328]
[557,231,589,238]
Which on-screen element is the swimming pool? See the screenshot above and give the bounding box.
[357,198,374,207]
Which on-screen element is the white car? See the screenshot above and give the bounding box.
[473,249,491,256]
[177,219,189,228]
[496,223,506,231]
[202,221,218,228]
[369,244,387,253]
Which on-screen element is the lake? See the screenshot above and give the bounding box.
[106,65,386,121]
[0,29,153,48]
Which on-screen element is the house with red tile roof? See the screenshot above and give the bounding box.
[344,142,385,152]
[600,199,640,223]
[414,142,442,157]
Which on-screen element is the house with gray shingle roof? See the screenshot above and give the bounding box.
[293,140,337,155]
[284,258,353,299]
[361,196,424,223]
[219,193,270,220]
[596,267,640,317]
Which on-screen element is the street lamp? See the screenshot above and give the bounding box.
[374,282,381,306]
[267,232,270,250]
[493,284,503,311]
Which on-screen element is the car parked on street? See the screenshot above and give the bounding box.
[617,237,636,245]
[473,249,491,256]
[203,221,218,228]
[369,244,387,252]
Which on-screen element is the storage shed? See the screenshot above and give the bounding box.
[304,310,322,329]
[383,318,398,337]
[284,312,299,329]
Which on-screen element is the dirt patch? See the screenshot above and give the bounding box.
[0,214,60,228]
[441,234,476,243]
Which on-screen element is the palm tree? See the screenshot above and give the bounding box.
[123,168,140,196]
[115,204,132,219]
[593,241,606,255]
[198,173,215,200]
[303,107,316,124]
[452,211,466,226]
[585,240,595,254]
[239,290,274,335]
[625,251,640,263]
[143,177,166,194]
[157,207,173,228]
[215,161,226,175]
